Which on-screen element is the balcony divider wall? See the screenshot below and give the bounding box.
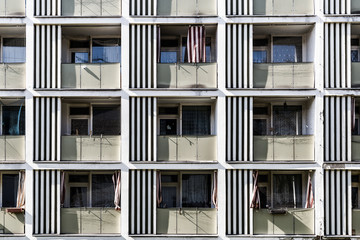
[226,97,253,161]
[34,97,61,161]
[130,25,157,89]
[324,23,351,88]
[34,170,61,234]
[129,170,156,234]
[324,96,351,161]
[324,0,351,14]
[34,25,61,89]
[226,24,253,89]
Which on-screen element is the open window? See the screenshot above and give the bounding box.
[1,99,25,136]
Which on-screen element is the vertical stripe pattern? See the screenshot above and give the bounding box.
[187,26,206,63]
[34,0,60,15]
[324,0,351,14]
[34,97,61,161]
[130,0,155,15]
[226,97,253,161]
[226,169,252,235]
[130,25,157,88]
[129,170,155,234]
[324,170,351,235]
[34,25,61,88]
[226,24,253,88]
[226,0,252,15]
[324,23,351,88]
[324,96,351,161]
[130,97,156,161]
[34,170,60,234]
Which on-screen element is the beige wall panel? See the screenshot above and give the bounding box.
[81,137,101,161]
[253,64,272,88]
[197,63,217,88]
[178,0,196,15]
[4,212,24,234]
[102,0,121,15]
[353,209,360,234]
[157,64,177,88]
[0,136,6,161]
[177,64,196,88]
[178,136,197,161]
[177,209,197,234]
[292,209,314,234]
[293,63,314,88]
[62,64,81,88]
[157,0,176,15]
[62,0,81,16]
[273,213,293,234]
[5,135,25,161]
[100,63,120,89]
[197,209,217,234]
[197,136,217,161]
[101,209,121,233]
[352,136,360,161]
[253,209,273,234]
[254,136,274,161]
[293,0,314,14]
[273,136,294,161]
[5,0,25,15]
[156,209,177,234]
[101,136,120,161]
[81,64,101,89]
[82,0,101,16]
[352,62,360,87]
[6,63,26,89]
[61,136,81,161]
[294,135,314,161]
[81,209,101,233]
[61,208,81,234]
[157,136,177,161]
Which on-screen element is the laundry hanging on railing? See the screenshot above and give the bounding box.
[112,171,121,210]
[250,171,260,209]
[156,171,162,207]
[305,173,314,208]
[187,26,206,63]
[16,171,25,208]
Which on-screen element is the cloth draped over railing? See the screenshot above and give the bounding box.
[305,173,314,208]
[112,171,121,210]
[156,171,162,207]
[60,171,65,207]
[16,171,25,208]
[187,26,206,63]
[212,171,218,208]
[250,171,260,209]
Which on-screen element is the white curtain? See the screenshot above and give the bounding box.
[3,46,26,63]
[112,171,121,210]
[16,171,25,208]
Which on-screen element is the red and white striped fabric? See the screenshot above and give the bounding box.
[156,171,162,207]
[305,173,314,208]
[187,26,206,63]
[16,171,25,209]
[60,171,65,206]
[352,97,356,131]
[212,171,218,208]
[250,171,260,209]
[112,171,121,210]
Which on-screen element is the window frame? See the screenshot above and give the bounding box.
[0,36,26,63]
[0,102,25,136]
[0,171,20,208]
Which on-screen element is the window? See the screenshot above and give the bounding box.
[2,105,25,135]
[160,172,213,208]
[68,105,120,136]
[353,175,360,209]
[2,174,19,207]
[2,38,26,63]
[352,38,360,62]
[66,173,114,208]
[158,105,212,136]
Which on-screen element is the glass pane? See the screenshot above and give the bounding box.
[182,106,211,135]
[259,186,268,208]
[70,187,88,207]
[2,106,25,135]
[92,174,114,207]
[253,50,267,63]
[71,119,88,135]
[2,39,26,63]
[72,52,89,63]
[69,107,90,115]
[273,37,302,63]
[159,107,178,115]
[161,186,177,208]
[70,40,89,48]
[352,187,359,209]
[353,119,359,135]
[92,106,120,135]
[160,119,177,135]
[2,174,18,207]
[352,50,360,62]
[273,105,302,136]
[273,174,302,208]
[160,51,177,63]
[182,174,211,208]
[254,119,267,135]
[162,175,178,183]
[69,174,89,183]
[92,38,121,63]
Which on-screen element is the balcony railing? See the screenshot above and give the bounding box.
[157,0,216,16]
[353,209,360,234]
[352,0,360,14]
[254,135,314,161]
[0,0,25,16]
[254,208,314,235]
[157,135,217,161]
[253,0,314,15]
[61,63,120,89]
[61,135,121,161]
[0,209,24,234]
[0,63,25,89]
[61,208,121,234]
[157,63,217,88]
[0,136,25,161]
[352,136,360,161]
[62,0,121,16]
[352,62,360,87]
[156,208,217,235]
[253,63,314,89]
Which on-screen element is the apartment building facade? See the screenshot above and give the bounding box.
[0,0,357,239]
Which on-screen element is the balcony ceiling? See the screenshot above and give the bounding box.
[62,26,121,37]
[254,97,313,104]
[0,26,25,36]
[61,97,121,104]
[157,97,216,104]
[254,24,314,35]
[161,25,217,36]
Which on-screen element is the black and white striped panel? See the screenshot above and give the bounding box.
[34,0,60,16]
[324,170,352,235]
[324,0,351,14]
[34,170,60,234]
[324,23,351,88]
[324,96,351,161]
[130,0,155,15]
[34,25,61,88]
[130,97,156,161]
[226,0,252,15]
[130,25,157,88]
[226,97,253,161]
[34,97,61,161]
[226,24,253,88]
[226,169,252,235]
[129,170,155,234]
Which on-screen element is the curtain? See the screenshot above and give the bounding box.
[112,171,121,210]
[182,174,211,208]
[250,171,260,209]
[60,172,65,206]
[157,25,161,63]
[352,97,356,131]
[305,173,314,208]
[273,106,302,135]
[187,26,206,63]
[92,38,121,63]
[156,172,162,207]
[273,174,302,208]
[16,171,25,209]
[212,172,218,208]
[182,106,211,135]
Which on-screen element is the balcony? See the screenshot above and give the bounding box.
[0,209,24,234]
[62,0,121,16]
[157,135,217,162]
[0,0,25,16]
[254,209,314,235]
[157,0,216,16]
[0,63,25,89]
[157,63,216,88]
[61,135,120,161]
[253,0,314,15]
[0,136,25,162]
[156,208,217,234]
[61,63,120,89]
[253,63,314,89]
[254,135,314,161]
[61,208,121,234]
